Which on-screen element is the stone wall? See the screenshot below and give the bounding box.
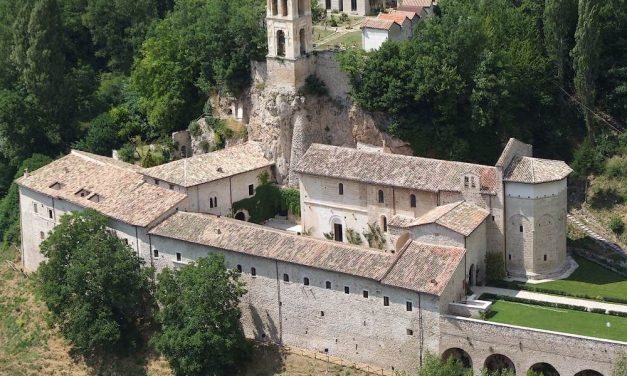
[148,234,448,372]
[439,315,627,376]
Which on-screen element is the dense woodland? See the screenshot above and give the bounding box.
[0,0,626,248]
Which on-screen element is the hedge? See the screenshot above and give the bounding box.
[488,279,627,305]
[479,293,627,317]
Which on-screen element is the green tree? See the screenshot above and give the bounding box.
[615,354,627,376]
[130,0,267,134]
[543,0,577,88]
[37,209,153,354]
[572,0,602,138]
[485,252,506,283]
[417,353,471,376]
[73,112,122,156]
[153,254,249,376]
[0,154,52,250]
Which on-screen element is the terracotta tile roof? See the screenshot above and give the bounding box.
[397,5,425,15]
[382,241,465,296]
[362,18,399,30]
[149,212,464,296]
[295,144,498,194]
[143,142,274,187]
[503,156,572,184]
[389,201,489,236]
[393,10,418,20]
[495,138,532,167]
[17,151,187,227]
[378,13,410,23]
[400,0,433,7]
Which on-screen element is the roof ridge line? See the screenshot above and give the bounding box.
[378,239,413,283]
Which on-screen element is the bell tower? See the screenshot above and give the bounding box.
[266,0,313,88]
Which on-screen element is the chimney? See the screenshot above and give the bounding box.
[23,168,29,178]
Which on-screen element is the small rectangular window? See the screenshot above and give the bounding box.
[383,296,389,306]
[543,254,547,261]
[320,311,325,317]
[237,264,242,273]
[251,267,257,276]
[48,209,54,219]
[406,301,413,312]
[339,183,344,195]
[155,179,160,185]
[325,281,331,289]
[344,286,350,294]
[508,254,511,260]
[520,225,523,232]
[283,273,289,282]
[492,215,495,221]
[363,290,369,298]
[169,184,174,190]
[464,176,469,188]
[33,202,38,213]
[406,329,413,336]
[40,231,45,240]
[303,277,310,286]
[176,252,182,262]
[248,184,254,196]
[153,249,159,258]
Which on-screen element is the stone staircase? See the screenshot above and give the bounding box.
[567,213,625,255]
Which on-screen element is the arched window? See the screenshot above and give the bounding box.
[209,198,214,208]
[378,190,384,203]
[271,0,278,15]
[338,182,344,195]
[410,194,416,208]
[283,273,289,282]
[214,196,218,207]
[276,30,286,57]
[281,0,288,16]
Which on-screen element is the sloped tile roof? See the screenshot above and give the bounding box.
[143,142,274,187]
[295,144,498,194]
[503,156,572,184]
[149,212,464,296]
[378,13,410,23]
[393,10,419,20]
[389,201,489,236]
[362,18,399,30]
[382,241,465,296]
[400,0,433,7]
[495,138,531,167]
[17,151,187,227]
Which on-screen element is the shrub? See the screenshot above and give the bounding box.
[199,139,210,153]
[280,187,301,217]
[346,228,363,245]
[604,155,627,178]
[188,120,202,137]
[590,308,607,314]
[329,16,338,27]
[609,216,625,235]
[485,252,505,282]
[299,75,329,97]
[117,142,137,163]
[363,223,385,249]
[73,112,122,156]
[339,12,348,22]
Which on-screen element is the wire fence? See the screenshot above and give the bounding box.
[284,345,397,376]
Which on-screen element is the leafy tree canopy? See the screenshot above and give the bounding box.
[153,254,249,376]
[37,209,153,354]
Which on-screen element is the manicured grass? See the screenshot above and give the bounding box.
[318,30,362,49]
[486,300,627,342]
[527,255,627,301]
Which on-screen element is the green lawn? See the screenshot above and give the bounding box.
[486,300,627,342]
[527,255,627,301]
[317,30,362,49]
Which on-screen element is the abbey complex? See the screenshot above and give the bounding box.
[15,0,626,375]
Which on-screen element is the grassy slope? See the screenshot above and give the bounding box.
[487,300,627,342]
[527,255,627,301]
[0,247,368,376]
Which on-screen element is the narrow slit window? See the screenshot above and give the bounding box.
[383,296,390,306]
[176,252,182,262]
[544,254,547,261]
[33,202,38,213]
[237,264,242,273]
[363,290,369,298]
[283,273,289,282]
[303,277,310,286]
[519,225,523,232]
[153,249,159,258]
[48,209,54,219]
[248,184,254,196]
[251,267,257,276]
[410,194,416,208]
[406,301,413,312]
[344,286,350,294]
[325,281,331,289]
[378,190,384,203]
[338,183,344,195]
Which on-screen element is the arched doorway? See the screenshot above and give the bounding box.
[441,348,472,369]
[276,30,286,57]
[234,211,247,221]
[484,354,515,373]
[574,371,603,376]
[529,363,560,376]
[299,28,306,56]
